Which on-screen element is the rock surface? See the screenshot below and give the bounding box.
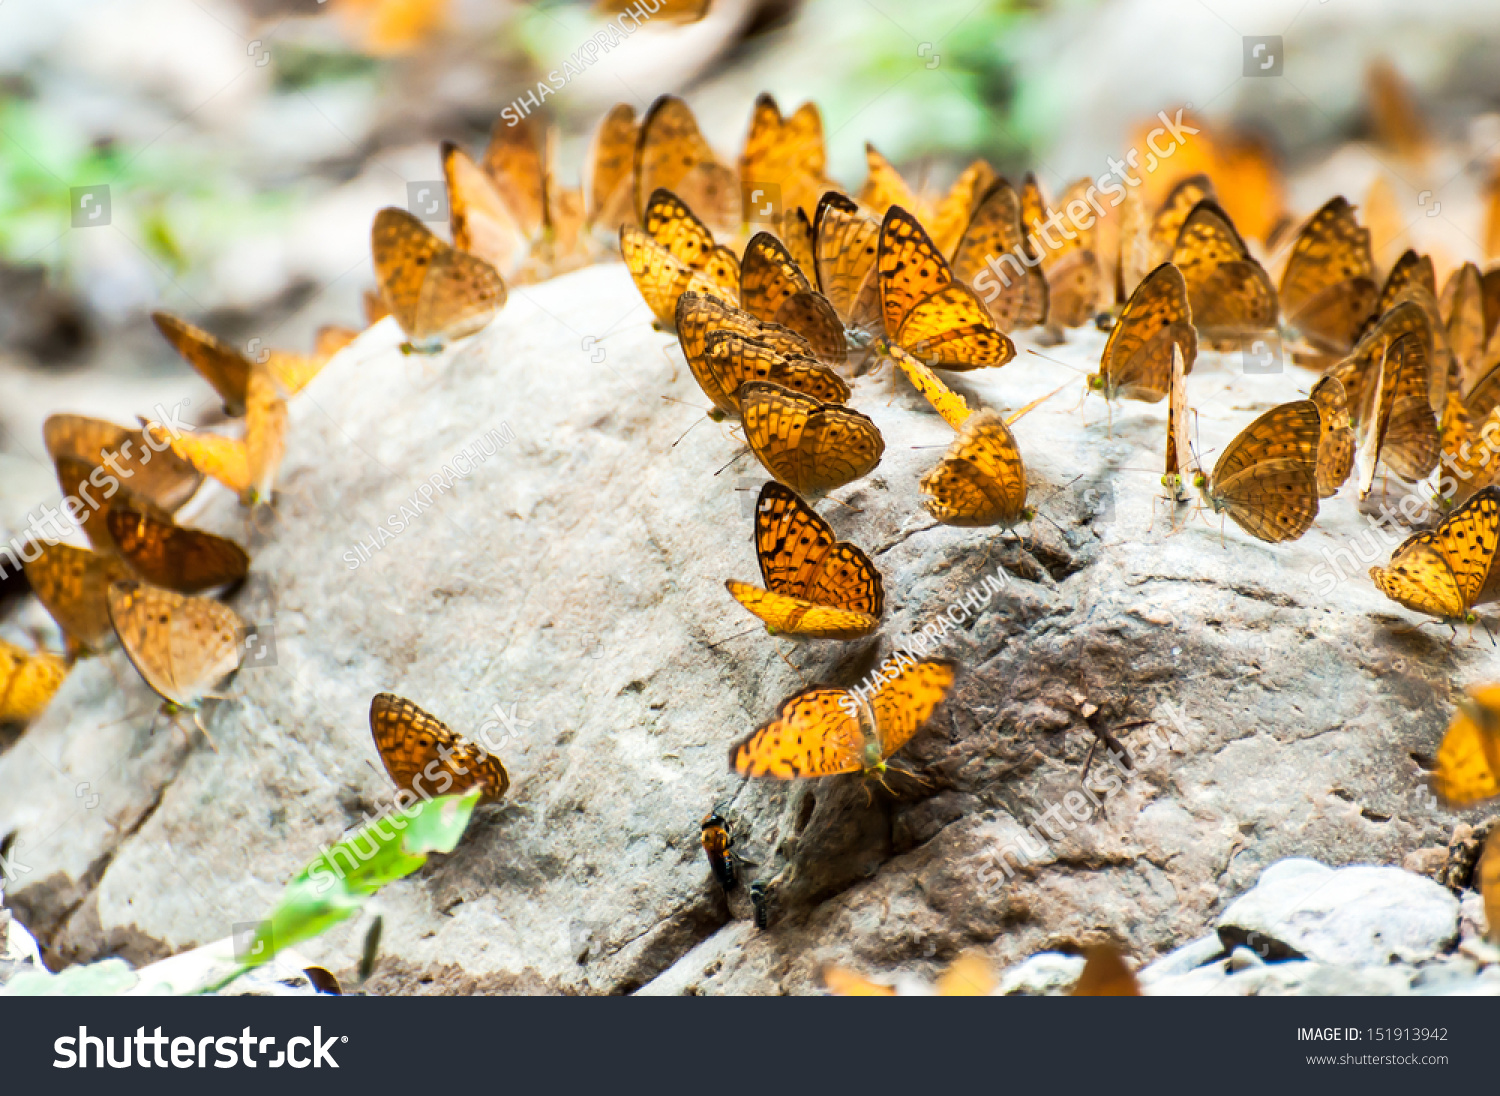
[1217,859,1460,966]
[3,262,1500,995]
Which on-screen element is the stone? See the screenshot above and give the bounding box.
[1138,932,1223,984]
[995,952,1084,996]
[3,261,1500,994]
[1403,846,1448,880]
[1218,859,1460,967]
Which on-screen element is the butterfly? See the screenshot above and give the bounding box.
[729,657,957,781]
[1021,174,1101,328]
[739,381,884,496]
[738,232,846,367]
[1162,344,1194,503]
[812,192,883,342]
[1170,199,1278,351]
[920,408,1032,528]
[1441,261,1488,392]
[950,178,1049,332]
[621,224,732,328]
[1431,683,1500,806]
[642,188,741,296]
[479,115,595,282]
[725,481,883,639]
[1355,331,1441,498]
[153,360,286,507]
[1331,298,1440,428]
[152,312,343,410]
[1277,196,1378,359]
[890,344,971,429]
[1369,486,1500,626]
[855,143,921,219]
[370,207,507,353]
[696,331,849,420]
[369,692,509,803]
[926,160,1002,261]
[1366,249,1436,332]
[104,502,250,594]
[1308,375,1355,498]
[1113,182,1151,306]
[43,413,202,514]
[737,93,833,226]
[107,579,243,723]
[1071,944,1143,996]
[1149,174,1216,268]
[0,639,68,724]
[700,811,737,892]
[1437,392,1500,508]
[1350,329,1440,497]
[442,139,527,278]
[876,205,1015,371]
[23,542,132,655]
[675,291,822,417]
[634,95,738,233]
[1483,827,1500,943]
[1365,57,1431,163]
[1193,400,1321,542]
[587,102,640,235]
[53,455,173,551]
[1089,262,1197,404]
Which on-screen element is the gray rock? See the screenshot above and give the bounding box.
[1138,933,1224,984]
[1218,859,1460,966]
[3,263,1499,994]
[996,952,1084,996]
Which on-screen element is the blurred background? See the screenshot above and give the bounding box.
[2,0,1500,560]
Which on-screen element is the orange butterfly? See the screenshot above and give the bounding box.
[730,658,957,782]
[952,178,1049,332]
[738,232,846,367]
[634,95,738,233]
[1089,262,1197,405]
[1277,196,1377,359]
[725,482,883,639]
[369,692,509,803]
[371,207,506,353]
[151,360,286,507]
[876,205,1015,371]
[737,93,835,227]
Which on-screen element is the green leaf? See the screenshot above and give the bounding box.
[213,789,481,991]
[2,958,139,997]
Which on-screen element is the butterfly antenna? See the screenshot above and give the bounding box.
[706,626,760,650]
[713,448,753,477]
[669,414,709,449]
[1025,349,1088,377]
[1004,378,1075,427]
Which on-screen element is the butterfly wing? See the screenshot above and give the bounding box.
[23,543,130,653]
[151,311,251,416]
[1096,262,1198,402]
[1279,196,1377,355]
[369,693,509,802]
[444,140,526,275]
[1432,685,1500,806]
[623,227,728,328]
[739,381,883,496]
[1207,401,1321,542]
[586,103,639,232]
[724,582,878,639]
[1171,200,1277,350]
[896,284,1015,371]
[43,414,202,513]
[878,204,954,339]
[920,408,1029,527]
[1164,344,1193,498]
[870,658,957,760]
[104,504,248,594]
[951,178,1048,331]
[813,192,882,332]
[0,641,67,723]
[729,688,866,778]
[1308,375,1355,497]
[891,344,971,428]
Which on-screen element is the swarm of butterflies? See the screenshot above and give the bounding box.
[11,75,1500,951]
